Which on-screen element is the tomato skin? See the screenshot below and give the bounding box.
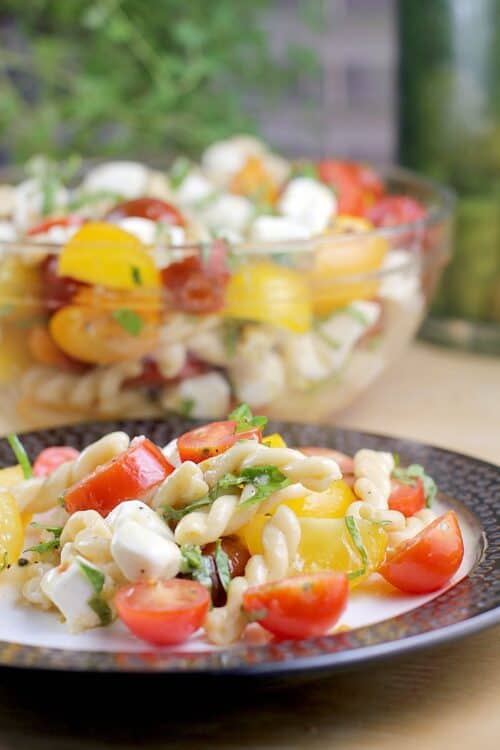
[367,195,426,228]
[388,479,426,518]
[106,198,186,226]
[115,579,210,646]
[317,160,384,217]
[177,420,262,463]
[380,511,464,594]
[64,438,174,516]
[40,254,88,313]
[27,215,85,237]
[243,573,348,639]
[33,447,80,478]
[297,447,354,476]
[202,536,251,606]
[161,246,229,314]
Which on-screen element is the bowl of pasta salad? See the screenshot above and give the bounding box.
[0,137,454,432]
[0,405,494,676]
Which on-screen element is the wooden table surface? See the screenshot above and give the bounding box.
[0,341,499,750]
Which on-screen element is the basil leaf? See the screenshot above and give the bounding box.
[228,403,268,433]
[111,309,144,336]
[131,266,142,286]
[345,305,370,326]
[345,515,369,577]
[178,398,195,418]
[7,434,32,479]
[30,522,63,539]
[169,157,191,189]
[180,544,213,590]
[68,189,123,210]
[88,595,113,626]
[237,466,291,506]
[163,496,212,523]
[393,464,437,508]
[77,560,105,594]
[214,541,231,593]
[24,539,60,555]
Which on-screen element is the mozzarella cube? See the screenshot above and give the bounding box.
[40,557,102,632]
[202,136,264,185]
[231,350,285,408]
[106,500,173,541]
[201,194,253,233]
[83,161,150,199]
[0,221,16,242]
[111,520,181,582]
[175,172,215,205]
[279,177,336,234]
[162,438,181,468]
[251,215,311,242]
[115,217,157,245]
[14,179,68,230]
[162,372,231,419]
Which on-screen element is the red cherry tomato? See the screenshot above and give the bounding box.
[202,536,251,606]
[115,579,210,646]
[177,420,262,464]
[297,447,354,476]
[388,479,426,517]
[367,195,426,228]
[106,198,186,226]
[40,254,89,313]
[161,242,230,314]
[242,572,348,640]
[33,447,80,478]
[26,215,85,237]
[317,160,385,217]
[380,511,464,594]
[64,437,174,516]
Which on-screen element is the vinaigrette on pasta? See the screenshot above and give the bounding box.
[0,406,464,645]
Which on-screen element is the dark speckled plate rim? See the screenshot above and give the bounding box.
[0,417,498,677]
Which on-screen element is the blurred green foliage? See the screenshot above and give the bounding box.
[0,0,320,163]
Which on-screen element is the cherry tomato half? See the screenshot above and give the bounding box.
[297,447,354,476]
[367,195,426,228]
[202,536,251,607]
[242,572,348,639]
[115,579,210,646]
[40,254,88,313]
[64,438,174,516]
[317,160,384,217]
[388,479,426,518]
[380,511,464,594]
[106,197,186,226]
[161,244,230,314]
[33,447,80,478]
[26,215,85,237]
[177,420,262,463]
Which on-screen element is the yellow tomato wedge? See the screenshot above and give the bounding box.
[0,257,41,319]
[311,215,388,314]
[0,467,32,528]
[58,223,161,290]
[223,262,312,334]
[262,433,287,449]
[282,480,355,519]
[50,305,159,365]
[0,323,34,384]
[0,489,24,569]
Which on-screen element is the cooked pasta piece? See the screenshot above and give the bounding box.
[150,461,209,511]
[348,449,405,531]
[388,508,437,549]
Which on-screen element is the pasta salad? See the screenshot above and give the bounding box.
[0,407,464,646]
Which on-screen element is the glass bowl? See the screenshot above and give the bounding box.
[0,165,454,433]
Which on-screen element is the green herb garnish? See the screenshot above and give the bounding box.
[228,403,268,434]
[88,595,113,626]
[77,560,105,594]
[131,266,143,286]
[214,541,231,592]
[179,544,213,590]
[0,551,8,573]
[345,515,369,580]
[222,319,244,358]
[6,434,32,479]
[314,322,342,350]
[111,308,144,337]
[30,522,63,538]
[345,305,370,327]
[67,189,123,210]
[169,157,191,189]
[393,464,437,508]
[163,497,212,523]
[24,539,61,555]
[178,398,195,418]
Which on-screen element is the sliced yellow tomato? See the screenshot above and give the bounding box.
[282,480,354,519]
[0,489,24,569]
[262,433,287,449]
[0,256,42,320]
[49,305,159,365]
[0,323,34,384]
[223,262,312,333]
[311,216,388,314]
[0,468,31,528]
[74,286,162,316]
[58,223,161,290]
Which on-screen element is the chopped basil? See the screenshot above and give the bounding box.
[0,550,8,573]
[77,560,105,594]
[214,541,231,593]
[314,323,342,350]
[131,266,143,286]
[111,308,144,336]
[6,434,32,479]
[180,544,213,590]
[169,157,191,189]
[68,189,123,210]
[24,539,60,555]
[392,453,401,467]
[222,319,245,358]
[345,515,369,580]
[345,305,370,327]
[88,595,113,626]
[163,496,212,523]
[393,464,437,508]
[30,522,63,539]
[228,403,268,433]
[290,160,319,180]
[178,398,195,418]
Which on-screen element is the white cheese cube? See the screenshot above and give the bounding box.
[278,177,337,234]
[201,194,253,233]
[82,161,149,199]
[202,136,264,185]
[161,372,231,419]
[175,172,215,205]
[14,179,68,230]
[106,500,173,541]
[0,221,16,242]
[251,215,311,242]
[111,520,181,582]
[40,557,102,632]
[115,217,157,245]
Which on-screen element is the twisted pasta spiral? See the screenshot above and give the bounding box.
[347,449,405,531]
[60,510,113,565]
[11,432,130,514]
[204,505,301,645]
[388,508,436,549]
[150,461,209,511]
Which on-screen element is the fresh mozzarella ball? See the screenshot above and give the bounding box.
[188,328,232,367]
[175,171,215,205]
[201,194,253,233]
[106,500,173,541]
[146,170,173,201]
[110,520,181,582]
[162,438,181,468]
[13,179,68,230]
[161,372,231,419]
[250,215,311,242]
[279,177,337,234]
[0,221,16,242]
[202,135,264,185]
[115,217,157,245]
[83,161,149,199]
[40,557,103,632]
[30,224,80,245]
[231,350,285,407]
